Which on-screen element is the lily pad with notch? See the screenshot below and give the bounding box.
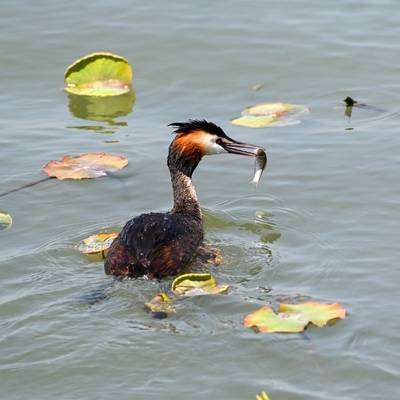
[279,301,346,327]
[244,301,346,333]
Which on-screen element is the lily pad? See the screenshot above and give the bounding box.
[145,292,176,318]
[64,52,133,97]
[43,153,128,180]
[244,301,346,333]
[256,391,270,400]
[243,305,308,333]
[0,211,12,230]
[77,232,119,259]
[279,301,346,327]
[171,273,229,296]
[232,102,309,128]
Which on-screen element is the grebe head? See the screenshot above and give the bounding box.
[168,119,263,176]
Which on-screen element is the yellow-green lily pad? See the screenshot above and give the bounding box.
[171,273,229,296]
[78,232,118,260]
[232,115,280,128]
[244,305,308,333]
[0,211,12,230]
[232,102,309,128]
[64,52,133,97]
[279,301,346,327]
[256,391,270,400]
[244,301,346,333]
[145,292,176,317]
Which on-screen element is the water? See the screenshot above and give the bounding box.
[1,1,400,399]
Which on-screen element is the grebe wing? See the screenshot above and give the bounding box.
[115,212,203,278]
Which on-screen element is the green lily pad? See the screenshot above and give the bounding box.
[244,301,347,333]
[64,52,133,97]
[244,305,308,333]
[0,211,12,230]
[279,301,346,327]
[232,102,309,128]
[77,232,119,260]
[171,273,229,296]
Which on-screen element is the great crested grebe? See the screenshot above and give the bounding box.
[105,120,265,279]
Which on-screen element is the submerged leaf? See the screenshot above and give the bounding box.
[145,292,176,317]
[243,305,308,333]
[78,232,119,257]
[0,211,12,230]
[256,391,270,400]
[232,115,280,128]
[279,302,346,327]
[64,52,133,97]
[43,153,128,180]
[232,102,309,128]
[171,273,229,296]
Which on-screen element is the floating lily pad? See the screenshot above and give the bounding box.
[64,52,133,97]
[171,273,229,296]
[78,232,119,259]
[43,153,128,180]
[145,292,176,318]
[279,302,346,327]
[244,301,346,333]
[232,115,280,128]
[0,211,12,230]
[243,305,308,333]
[232,102,309,128]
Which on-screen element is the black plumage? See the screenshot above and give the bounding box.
[105,212,202,278]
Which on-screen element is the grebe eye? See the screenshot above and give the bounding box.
[216,138,223,146]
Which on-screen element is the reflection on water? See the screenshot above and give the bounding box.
[66,90,135,134]
[203,209,281,245]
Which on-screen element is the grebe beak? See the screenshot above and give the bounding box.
[220,137,264,157]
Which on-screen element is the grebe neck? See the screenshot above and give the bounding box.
[170,166,202,220]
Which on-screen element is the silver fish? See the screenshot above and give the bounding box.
[252,148,267,184]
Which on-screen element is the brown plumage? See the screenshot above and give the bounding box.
[104,120,263,279]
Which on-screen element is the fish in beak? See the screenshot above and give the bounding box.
[218,137,267,184]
